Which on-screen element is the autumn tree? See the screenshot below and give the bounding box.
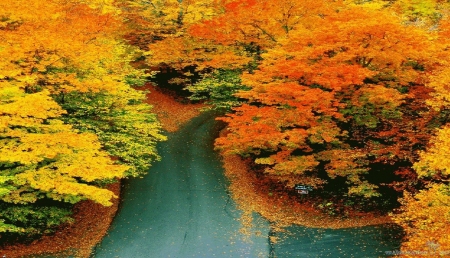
[197,1,442,204]
[392,184,450,255]
[390,17,450,250]
[0,86,129,234]
[392,125,450,252]
[116,0,258,96]
[0,0,165,235]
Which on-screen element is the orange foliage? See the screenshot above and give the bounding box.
[189,0,332,48]
[140,83,204,132]
[213,0,438,198]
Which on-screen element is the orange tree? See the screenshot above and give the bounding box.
[192,0,450,249]
[136,0,445,202]
[200,1,437,200]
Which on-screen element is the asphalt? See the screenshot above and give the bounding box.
[93,112,270,258]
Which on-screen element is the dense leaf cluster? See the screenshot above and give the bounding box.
[0,0,165,236]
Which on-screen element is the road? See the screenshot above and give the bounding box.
[93,112,402,258]
[93,112,270,257]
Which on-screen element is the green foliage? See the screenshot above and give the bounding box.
[58,90,167,177]
[0,201,73,235]
[342,104,380,128]
[187,69,250,111]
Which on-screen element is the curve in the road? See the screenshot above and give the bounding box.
[93,111,402,258]
[93,112,270,258]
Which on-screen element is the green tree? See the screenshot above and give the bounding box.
[187,69,250,111]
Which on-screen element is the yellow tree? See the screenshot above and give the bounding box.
[0,0,166,175]
[0,0,165,234]
[0,85,129,234]
[389,15,450,252]
[392,184,450,255]
[0,87,128,206]
[392,125,450,252]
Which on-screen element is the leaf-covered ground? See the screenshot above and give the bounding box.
[221,154,393,234]
[140,83,204,132]
[0,183,120,258]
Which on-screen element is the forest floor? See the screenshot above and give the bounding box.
[0,86,204,258]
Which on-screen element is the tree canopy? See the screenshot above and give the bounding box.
[0,0,165,235]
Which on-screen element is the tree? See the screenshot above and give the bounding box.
[0,86,128,234]
[214,3,438,199]
[392,118,450,252]
[392,184,450,255]
[59,90,166,177]
[0,0,165,235]
[186,69,250,111]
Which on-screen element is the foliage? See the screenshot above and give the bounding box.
[59,90,166,177]
[0,0,165,235]
[0,202,73,235]
[0,87,127,233]
[392,125,450,251]
[186,69,250,111]
[212,2,438,199]
[348,0,448,27]
[392,184,450,254]
[414,125,450,178]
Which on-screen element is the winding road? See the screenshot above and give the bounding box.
[93,112,402,258]
[93,112,270,257]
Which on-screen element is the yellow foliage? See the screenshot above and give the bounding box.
[414,124,450,178]
[0,0,142,207]
[0,87,129,205]
[392,184,450,255]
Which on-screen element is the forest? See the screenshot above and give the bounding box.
[1,0,450,256]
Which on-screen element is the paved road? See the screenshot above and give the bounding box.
[270,224,403,257]
[93,112,402,258]
[93,112,270,258]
